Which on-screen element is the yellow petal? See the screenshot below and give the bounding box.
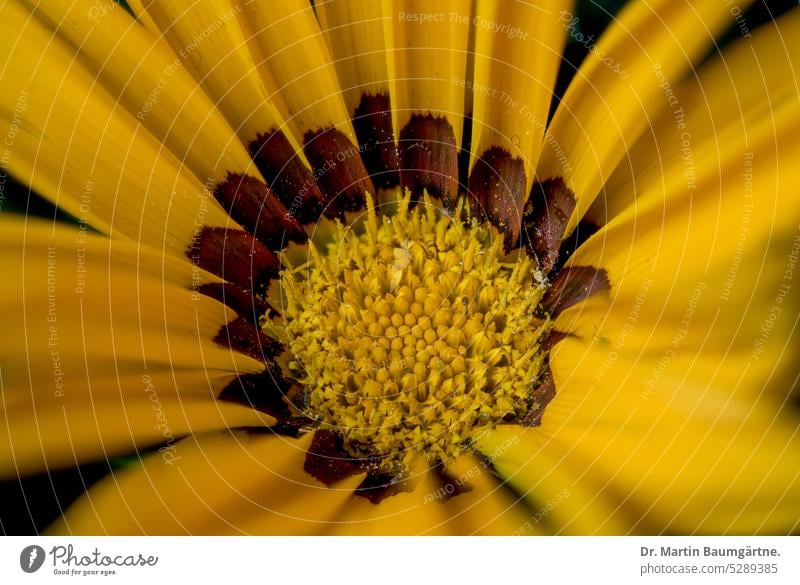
[240,0,358,146]
[127,0,299,152]
[388,0,471,205]
[390,0,471,146]
[467,1,571,241]
[316,0,393,116]
[48,432,361,535]
[322,463,453,535]
[538,0,754,235]
[475,426,631,535]
[543,336,800,534]
[564,96,800,391]
[317,0,401,187]
[0,218,262,377]
[2,395,268,480]
[440,453,534,535]
[325,457,528,535]
[591,8,800,225]
[0,2,239,254]
[546,62,800,533]
[0,219,270,476]
[24,0,260,187]
[470,0,571,191]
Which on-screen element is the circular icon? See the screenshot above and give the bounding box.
[19,545,46,573]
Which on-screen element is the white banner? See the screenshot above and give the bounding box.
[1,536,798,584]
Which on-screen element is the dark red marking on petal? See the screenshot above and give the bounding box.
[457,113,474,206]
[219,370,294,420]
[468,146,526,248]
[196,282,270,324]
[188,227,279,292]
[541,329,572,352]
[540,266,610,317]
[398,114,459,207]
[249,128,326,224]
[431,463,472,502]
[303,429,365,486]
[519,370,556,427]
[523,178,577,273]
[213,173,307,249]
[214,316,282,362]
[352,93,400,189]
[554,219,600,274]
[303,127,374,216]
[354,470,413,504]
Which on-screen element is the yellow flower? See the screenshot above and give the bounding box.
[1,0,798,535]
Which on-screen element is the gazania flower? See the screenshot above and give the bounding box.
[1,0,798,535]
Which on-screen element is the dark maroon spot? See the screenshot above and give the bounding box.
[303,127,374,216]
[468,146,527,248]
[541,329,572,352]
[188,227,279,292]
[523,178,577,273]
[457,111,474,206]
[354,470,413,504]
[213,316,282,362]
[554,220,600,274]
[519,370,556,427]
[540,266,610,317]
[219,370,295,420]
[431,463,472,502]
[196,282,270,324]
[303,429,365,486]
[398,113,459,207]
[352,93,400,189]
[249,128,326,224]
[213,173,307,249]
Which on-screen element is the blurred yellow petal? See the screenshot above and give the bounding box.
[475,425,632,535]
[542,337,800,534]
[538,0,753,235]
[0,219,270,476]
[2,396,268,480]
[591,8,800,225]
[562,98,800,399]
[48,432,358,535]
[324,458,529,535]
[440,453,534,535]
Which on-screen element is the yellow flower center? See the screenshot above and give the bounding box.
[263,191,551,472]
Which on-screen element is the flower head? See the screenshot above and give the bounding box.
[1,0,798,535]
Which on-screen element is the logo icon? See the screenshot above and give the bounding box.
[20,545,46,573]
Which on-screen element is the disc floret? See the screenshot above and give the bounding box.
[263,192,551,471]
